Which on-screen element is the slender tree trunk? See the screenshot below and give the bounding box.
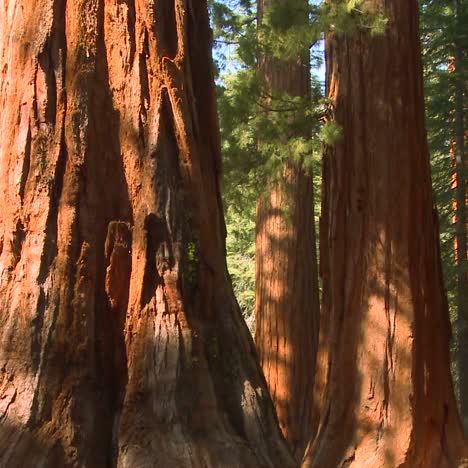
[0,1,296,467]
[453,0,468,433]
[254,0,321,461]
[303,1,467,466]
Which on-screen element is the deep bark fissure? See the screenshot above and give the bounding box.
[19,124,32,203]
[156,0,178,60]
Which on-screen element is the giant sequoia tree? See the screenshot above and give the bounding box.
[0,1,295,466]
[255,0,320,460]
[303,0,467,466]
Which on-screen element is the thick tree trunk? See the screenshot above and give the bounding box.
[255,0,321,461]
[303,1,467,466]
[453,0,468,432]
[0,1,296,467]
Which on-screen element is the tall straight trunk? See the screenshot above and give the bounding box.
[303,1,467,466]
[0,1,296,467]
[255,0,320,461]
[454,0,468,432]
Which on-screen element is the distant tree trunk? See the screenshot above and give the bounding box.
[303,1,467,466]
[453,0,468,432]
[0,1,296,467]
[255,0,320,461]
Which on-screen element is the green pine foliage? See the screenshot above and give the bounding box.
[318,0,388,36]
[210,0,326,331]
[210,0,388,332]
[225,202,257,333]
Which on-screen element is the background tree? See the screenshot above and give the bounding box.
[0,1,295,466]
[254,0,321,459]
[453,0,468,427]
[303,0,467,466]
[421,0,468,430]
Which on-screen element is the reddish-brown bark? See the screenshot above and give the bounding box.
[0,1,295,466]
[254,0,320,461]
[303,1,467,466]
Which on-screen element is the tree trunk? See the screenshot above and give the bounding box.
[453,0,468,433]
[303,1,467,466]
[0,1,296,467]
[255,0,321,461]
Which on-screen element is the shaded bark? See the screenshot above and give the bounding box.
[0,1,296,467]
[254,0,321,461]
[303,1,467,466]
